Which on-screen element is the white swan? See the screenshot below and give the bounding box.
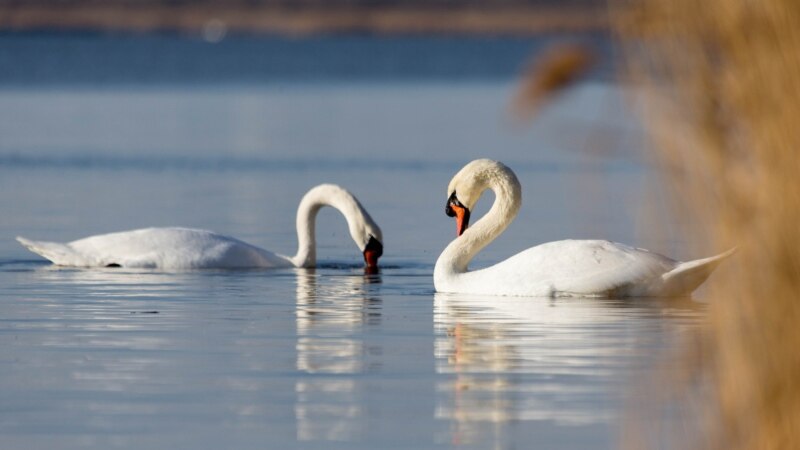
[434,159,733,297]
[17,184,383,270]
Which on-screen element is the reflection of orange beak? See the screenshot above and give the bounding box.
[363,236,383,269]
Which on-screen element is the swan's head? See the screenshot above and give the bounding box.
[445,159,514,236]
[340,190,383,269]
[359,231,383,270]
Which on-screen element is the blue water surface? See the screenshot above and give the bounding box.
[0,32,698,450]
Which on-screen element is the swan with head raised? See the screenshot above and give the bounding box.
[434,159,732,297]
[17,184,383,270]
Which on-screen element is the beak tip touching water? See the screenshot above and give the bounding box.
[363,236,383,269]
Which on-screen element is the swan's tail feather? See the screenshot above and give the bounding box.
[660,248,736,296]
[16,237,86,266]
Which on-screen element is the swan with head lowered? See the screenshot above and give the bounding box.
[434,159,733,297]
[17,184,383,270]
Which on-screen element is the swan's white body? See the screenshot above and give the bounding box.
[434,159,733,297]
[17,228,291,269]
[17,184,383,270]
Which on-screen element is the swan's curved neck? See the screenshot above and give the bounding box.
[435,168,521,276]
[291,185,370,268]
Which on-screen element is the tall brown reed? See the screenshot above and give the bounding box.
[511,43,596,120]
[616,0,800,448]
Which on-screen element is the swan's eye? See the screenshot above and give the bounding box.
[446,191,464,217]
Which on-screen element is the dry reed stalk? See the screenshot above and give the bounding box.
[616,0,800,448]
[511,42,597,120]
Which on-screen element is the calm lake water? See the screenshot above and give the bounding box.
[0,32,702,449]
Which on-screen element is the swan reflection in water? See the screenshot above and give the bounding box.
[294,268,382,442]
[16,266,201,398]
[433,293,703,446]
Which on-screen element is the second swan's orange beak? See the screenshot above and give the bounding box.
[363,236,383,271]
[445,193,471,237]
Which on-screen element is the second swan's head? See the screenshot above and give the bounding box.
[445,159,517,236]
[347,197,383,270]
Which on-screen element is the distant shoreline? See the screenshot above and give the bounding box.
[0,5,609,36]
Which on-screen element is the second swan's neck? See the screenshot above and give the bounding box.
[291,184,372,268]
[435,165,522,276]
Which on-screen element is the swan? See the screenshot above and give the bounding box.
[16,184,383,270]
[434,159,733,297]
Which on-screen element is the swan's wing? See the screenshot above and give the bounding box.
[17,236,92,266]
[475,240,678,297]
[65,227,290,269]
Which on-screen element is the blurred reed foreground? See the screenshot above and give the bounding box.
[616,0,800,448]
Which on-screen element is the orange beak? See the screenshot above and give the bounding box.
[363,236,383,269]
[453,205,470,236]
[445,194,471,237]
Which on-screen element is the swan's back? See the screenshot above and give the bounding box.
[460,240,679,297]
[18,227,289,269]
